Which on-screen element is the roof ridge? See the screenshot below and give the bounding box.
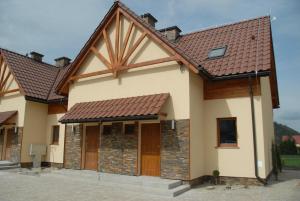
[0,46,58,68]
[181,15,270,37]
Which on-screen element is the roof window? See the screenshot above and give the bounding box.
[208,46,227,59]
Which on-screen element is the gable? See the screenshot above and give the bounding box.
[0,55,21,97]
[76,13,172,78]
[58,2,199,95]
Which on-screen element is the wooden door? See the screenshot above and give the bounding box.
[84,126,100,170]
[141,123,161,176]
[5,129,13,161]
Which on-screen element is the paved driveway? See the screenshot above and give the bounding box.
[0,169,299,201]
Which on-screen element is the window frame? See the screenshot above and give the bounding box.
[51,125,60,145]
[102,125,112,135]
[216,117,238,148]
[208,46,227,59]
[124,123,136,135]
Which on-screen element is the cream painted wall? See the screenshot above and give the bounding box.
[203,97,257,178]
[0,94,26,126]
[189,72,205,179]
[21,101,48,163]
[70,64,189,120]
[69,15,190,120]
[260,77,275,177]
[45,113,66,164]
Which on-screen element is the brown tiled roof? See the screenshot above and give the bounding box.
[0,111,17,125]
[59,93,169,123]
[176,16,272,77]
[0,48,68,101]
[57,1,273,92]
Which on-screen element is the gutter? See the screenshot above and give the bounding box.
[59,114,158,124]
[197,65,270,81]
[248,76,267,185]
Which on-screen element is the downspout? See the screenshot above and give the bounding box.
[248,76,267,185]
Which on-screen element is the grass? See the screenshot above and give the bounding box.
[281,155,300,168]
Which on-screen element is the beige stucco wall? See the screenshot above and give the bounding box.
[0,94,26,127]
[69,15,190,120]
[45,113,66,164]
[260,76,275,177]
[21,101,48,163]
[203,95,263,178]
[189,72,205,179]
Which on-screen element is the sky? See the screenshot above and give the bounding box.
[0,0,299,131]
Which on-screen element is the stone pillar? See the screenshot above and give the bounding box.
[10,127,23,163]
[64,125,83,169]
[161,119,190,180]
[122,122,138,175]
[99,122,138,175]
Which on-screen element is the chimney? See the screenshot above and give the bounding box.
[141,13,157,27]
[159,26,182,41]
[54,57,71,67]
[30,51,44,62]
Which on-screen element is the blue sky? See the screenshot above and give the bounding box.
[0,0,299,131]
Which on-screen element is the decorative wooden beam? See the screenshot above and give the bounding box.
[126,56,178,69]
[0,64,7,87]
[115,10,120,63]
[0,71,11,91]
[0,88,19,97]
[90,47,112,69]
[121,32,147,66]
[119,9,199,74]
[70,69,112,81]
[103,28,115,66]
[119,21,133,62]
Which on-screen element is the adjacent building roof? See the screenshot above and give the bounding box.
[59,93,169,123]
[0,48,68,102]
[1,1,278,106]
[282,135,300,145]
[0,111,17,125]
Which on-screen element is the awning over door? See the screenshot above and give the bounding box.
[0,111,17,126]
[59,93,169,123]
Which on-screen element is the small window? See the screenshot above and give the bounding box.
[124,124,135,135]
[52,125,60,145]
[217,118,237,147]
[102,125,112,135]
[208,46,227,59]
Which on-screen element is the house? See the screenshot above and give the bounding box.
[282,135,300,153]
[0,1,279,184]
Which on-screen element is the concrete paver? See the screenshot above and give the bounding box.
[0,169,299,201]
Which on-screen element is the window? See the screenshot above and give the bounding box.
[217,118,237,147]
[102,125,112,135]
[52,125,60,145]
[208,46,227,59]
[124,124,135,135]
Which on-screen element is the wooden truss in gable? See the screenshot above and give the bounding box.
[0,55,20,97]
[70,9,182,81]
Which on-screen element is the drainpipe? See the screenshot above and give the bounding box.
[248,76,267,185]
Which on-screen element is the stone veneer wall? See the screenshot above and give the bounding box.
[64,125,83,169]
[99,122,138,175]
[10,127,23,163]
[0,132,3,160]
[160,119,190,180]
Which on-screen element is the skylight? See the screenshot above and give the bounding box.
[208,46,227,59]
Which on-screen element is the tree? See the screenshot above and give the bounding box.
[280,137,298,155]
